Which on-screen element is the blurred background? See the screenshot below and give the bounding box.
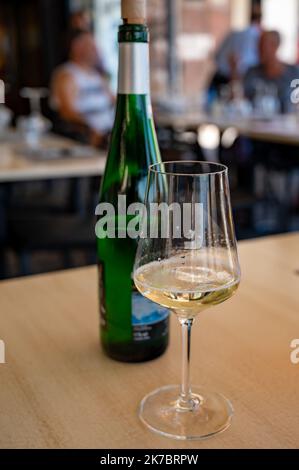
[0,0,299,279]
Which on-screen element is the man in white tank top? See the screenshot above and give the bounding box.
[51,30,115,147]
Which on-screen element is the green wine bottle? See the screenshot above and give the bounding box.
[96,0,169,362]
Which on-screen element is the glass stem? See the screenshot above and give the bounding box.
[178,317,194,410]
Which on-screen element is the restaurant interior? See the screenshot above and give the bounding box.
[1,0,299,452]
[0,0,298,280]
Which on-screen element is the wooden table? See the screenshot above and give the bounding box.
[156,111,299,146]
[0,233,298,449]
[0,133,106,183]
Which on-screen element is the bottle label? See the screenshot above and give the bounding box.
[118,43,150,95]
[98,262,169,342]
[132,291,169,342]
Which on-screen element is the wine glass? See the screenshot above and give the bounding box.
[133,161,241,440]
[17,88,51,149]
[20,87,49,115]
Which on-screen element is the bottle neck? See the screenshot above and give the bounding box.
[117,42,150,95]
[117,24,150,96]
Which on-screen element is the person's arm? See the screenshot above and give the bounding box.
[100,74,116,106]
[53,70,86,126]
[228,52,241,83]
[215,33,232,64]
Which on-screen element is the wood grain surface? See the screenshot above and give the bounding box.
[0,234,298,449]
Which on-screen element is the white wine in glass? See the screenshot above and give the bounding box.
[135,252,239,319]
[134,161,241,440]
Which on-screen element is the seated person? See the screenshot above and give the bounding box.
[243,30,299,212]
[244,30,299,114]
[208,3,262,103]
[51,30,115,147]
[70,9,91,31]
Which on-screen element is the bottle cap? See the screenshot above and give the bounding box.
[121,0,146,24]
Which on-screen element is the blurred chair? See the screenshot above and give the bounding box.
[8,212,96,276]
[157,127,204,162]
[6,175,100,277]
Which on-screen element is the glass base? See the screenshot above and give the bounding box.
[139,385,233,441]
